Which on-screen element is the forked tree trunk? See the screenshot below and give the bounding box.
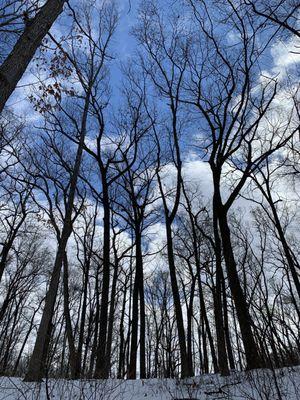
[24,93,89,382]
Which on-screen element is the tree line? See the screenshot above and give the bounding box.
[0,0,299,381]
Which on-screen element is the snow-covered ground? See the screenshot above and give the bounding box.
[0,367,299,399]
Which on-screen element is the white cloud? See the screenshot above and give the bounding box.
[261,36,300,82]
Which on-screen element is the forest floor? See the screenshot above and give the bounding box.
[0,366,299,400]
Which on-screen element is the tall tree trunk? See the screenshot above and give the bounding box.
[218,209,263,370]
[94,182,111,378]
[198,278,218,373]
[165,219,191,378]
[128,227,146,379]
[24,233,72,381]
[221,270,235,370]
[128,260,139,379]
[88,269,100,378]
[105,253,119,376]
[77,257,90,376]
[24,93,89,382]
[139,257,146,379]
[182,184,218,374]
[13,304,40,375]
[212,198,230,376]
[186,278,195,376]
[117,279,127,379]
[0,0,65,113]
[63,252,80,379]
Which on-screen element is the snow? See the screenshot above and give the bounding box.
[0,367,299,399]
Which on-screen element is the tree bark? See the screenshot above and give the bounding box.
[0,0,65,113]
[94,181,111,378]
[24,92,89,382]
[105,252,119,376]
[218,209,263,370]
[63,252,80,379]
[212,197,230,376]
[165,219,191,378]
[128,227,146,379]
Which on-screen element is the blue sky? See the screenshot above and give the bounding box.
[105,0,139,100]
[6,0,299,115]
[1,0,299,271]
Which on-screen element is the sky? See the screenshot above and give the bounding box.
[6,0,300,115]
[1,0,299,376]
[3,0,300,228]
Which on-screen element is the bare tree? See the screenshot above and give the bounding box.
[23,1,116,381]
[134,1,195,377]
[184,0,298,369]
[244,0,300,38]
